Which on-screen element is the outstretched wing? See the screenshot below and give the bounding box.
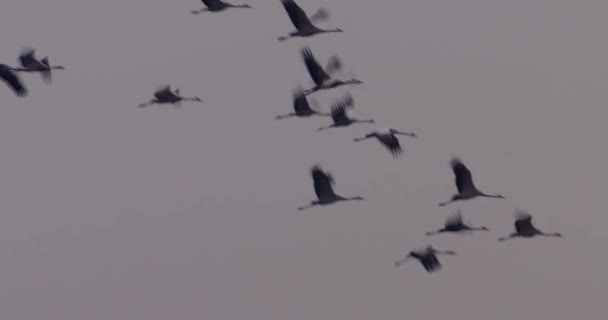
[154,84,174,99]
[281,0,313,31]
[202,0,222,8]
[18,47,36,68]
[514,209,535,233]
[0,65,28,97]
[377,132,402,155]
[420,253,442,273]
[325,55,342,75]
[301,47,330,86]
[444,210,464,227]
[311,165,335,199]
[292,86,313,113]
[329,93,353,123]
[450,158,477,194]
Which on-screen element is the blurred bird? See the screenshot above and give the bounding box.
[394,245,457,273]
[498,210,563,242]
[11,47,64,84]
[139,85,203,108]
[353,128,417,157]
[317,93,374,131]
[275,86,330,119]
[438,158,505,206]
[425,209,489,236]
[191,0,251,14]
[300,47,362,95]
[0,64,28,97]
[278,0,342,41]
[298,165,365,211]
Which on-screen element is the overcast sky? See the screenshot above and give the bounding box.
[1,0,607,319]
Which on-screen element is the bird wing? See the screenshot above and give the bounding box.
[420,254,442,272]
[445,210,464,227]
[18,47,37,67]
[154,85,174,99]
[292,86,312,113]
[450,158,477,193]
[281,0,313,31]
[325,55,342,75]
[514,210,535,233]
[202,0,222,8]
[301,47,330,85]
[329,93,353,123]
[311,166,336,199]
[377,133,402,154]
[0,65,28,97]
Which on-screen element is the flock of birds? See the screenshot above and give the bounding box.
[0,0,564,274]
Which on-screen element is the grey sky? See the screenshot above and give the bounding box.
[1,0,607,319]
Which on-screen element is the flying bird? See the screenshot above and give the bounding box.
[191,0,251,14]
[394,246,457,273]
[300,47,362,95]
[298,165,365,211]
[275,86,330,119]
[438,158,505,206]
[277,0,342,41]
[317,93,374,131]
[353,128,417,157]
[498,210,563,242]
[425,209,489,236]
[138,85,203,108]
[0,64,28,97]
[12,47,65,84]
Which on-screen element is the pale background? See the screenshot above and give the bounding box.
[0,0,607,319]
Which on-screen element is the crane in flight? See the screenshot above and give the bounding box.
[425,209,489,236]
[277,0,342,41]
[498,210,563,242]
[438,158,505,206]
[138,85,203,108]
[298,165,365,211]
[275,86,330,119]
[353,128,417,158]
[317,93,374,131]
[299,47,362,95]
[394,245,457,273]
[191,0,251,14]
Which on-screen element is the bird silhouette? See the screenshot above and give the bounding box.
[425,209,489,236]
[277,0,342,41]
[191,0,251,14]
[394,245,457,273]
[138,85,203,108]
[317,93,374,131]
[498,210,563,242]
[353,128,417,157]
[300,47,362,95]
[438,158,505,206]
[12,47,65,84]
[275,86,330,119]
[0,64,28,97]
[298,165,365,211]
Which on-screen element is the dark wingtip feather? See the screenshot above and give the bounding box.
[450,157,464,167]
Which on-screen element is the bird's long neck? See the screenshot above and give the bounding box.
[540,232,561,237]
[182,97,200,102]
[425,229,445,236]
[480,193,502,198]
[355,119,374,124]
[275,113,296,120]
[498,233,518,242]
